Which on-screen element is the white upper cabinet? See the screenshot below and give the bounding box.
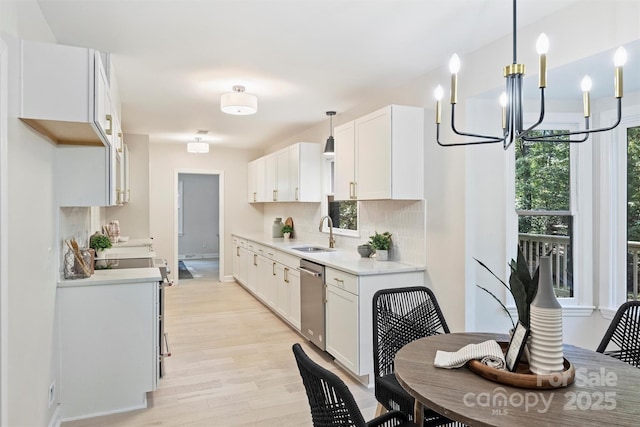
[334,105,424,200]
[251,142,322,203]
[248,157,266,203]
[265,149,290,202]
[20,40,124,206]
[289,142,322,202]
[20,40,116,148]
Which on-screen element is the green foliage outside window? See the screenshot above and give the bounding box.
[627,127,640,241]
[515,130,570,236]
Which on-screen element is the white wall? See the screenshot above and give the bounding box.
[1,2,61,425]
[148,143,263,282]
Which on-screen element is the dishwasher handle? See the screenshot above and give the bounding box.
[299,266,321,277]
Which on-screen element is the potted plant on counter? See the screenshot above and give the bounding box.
[369,231,392,261]
[90,232,112,269]
[282,224,294,240]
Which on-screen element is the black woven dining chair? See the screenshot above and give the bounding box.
[373,286,462,427]
[292,343,418,427]
[596,300,640,368]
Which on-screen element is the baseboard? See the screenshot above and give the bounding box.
[47,405,61,427]
[60,400,147,423]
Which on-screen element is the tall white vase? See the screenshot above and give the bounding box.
[528,256,564,374]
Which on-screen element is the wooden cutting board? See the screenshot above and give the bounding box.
[284,217,294,229]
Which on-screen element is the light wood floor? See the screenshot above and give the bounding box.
[62,276,377,426]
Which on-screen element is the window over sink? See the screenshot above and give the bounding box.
[323,158,359,237]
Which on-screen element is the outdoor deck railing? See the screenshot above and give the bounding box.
[519,233,640,300]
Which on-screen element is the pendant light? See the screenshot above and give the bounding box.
[220,85,258,115]
[324,111,336,157]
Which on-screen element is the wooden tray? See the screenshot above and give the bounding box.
[467,341,575,389]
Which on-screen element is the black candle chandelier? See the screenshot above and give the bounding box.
[435,0,627,149]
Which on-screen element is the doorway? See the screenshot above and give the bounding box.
[175,171,224,283]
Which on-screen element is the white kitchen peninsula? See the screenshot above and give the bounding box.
[231,233,425,385]
[57,267,161,421]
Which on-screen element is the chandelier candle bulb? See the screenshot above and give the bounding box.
[434,85,443,124]
[536,34,549,88]
[614,47,627,98]
[581,76,592,118]
[500,92,508,130]
[449,54,460,104]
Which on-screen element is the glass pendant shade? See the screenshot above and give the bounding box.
[220,85,257,115]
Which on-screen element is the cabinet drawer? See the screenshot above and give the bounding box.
[325,267,358,295]
[246,240,262,253]
[276,251,300,269]
[258,246,277,259]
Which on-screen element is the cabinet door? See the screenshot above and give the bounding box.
[289,144,300,201]
[94,52,113,144]
[334,121,355,200]
[355,107,392,200]
[256,255,277,308]
[238,247,250,285]
[326,285,359,373]
[276,149,290,201]
[246,253,258,292]
[275,263,288,318]
[287,267,301,330]
[248,160,257,203]
[232,243,240,280]
[294,142,322,202]
[123,144,131,203]
[265,153,278,202]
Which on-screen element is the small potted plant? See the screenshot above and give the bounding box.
[90,232,112,268]
[281,224,294,240]
[369,231,392,261]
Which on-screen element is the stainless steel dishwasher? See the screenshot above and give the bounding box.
[299,259,326,351]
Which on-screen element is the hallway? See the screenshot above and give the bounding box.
[63,277,377,426]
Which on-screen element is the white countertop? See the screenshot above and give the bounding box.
[110,238,153,248]
[233,233,425,276]
[58,267,162,288]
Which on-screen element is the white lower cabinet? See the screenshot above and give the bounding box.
[275,263,301,329]
[58,281,158,420]
[326,280,359,373]
[246,252,258,293]
[324,266,424,383]
[256,253,277,309]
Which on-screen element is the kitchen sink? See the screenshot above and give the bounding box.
[291,246,334,253]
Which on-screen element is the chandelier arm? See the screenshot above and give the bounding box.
[521,99,622,143]
[517,87,547,138]
[436,124,505,147]
[449,104,506,141]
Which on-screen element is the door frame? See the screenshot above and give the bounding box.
[0,37,8,425]
[173,169,224,283]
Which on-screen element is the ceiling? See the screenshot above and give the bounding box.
[35,0,589,151]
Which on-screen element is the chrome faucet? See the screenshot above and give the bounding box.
[319,215,335,248]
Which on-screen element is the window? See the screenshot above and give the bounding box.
[515,130,573,298]
[323,158,358,236]
[626,126,640,300]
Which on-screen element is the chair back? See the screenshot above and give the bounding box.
[292,343,367,427]
[596,301,640,368]
[373,286,450,378]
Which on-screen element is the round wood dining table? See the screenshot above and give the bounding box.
[394,332,640,427]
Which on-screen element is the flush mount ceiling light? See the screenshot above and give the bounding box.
[187,137,209,154]
[435,0,627,149]
[220,85,258,115]
[324,111,336,157]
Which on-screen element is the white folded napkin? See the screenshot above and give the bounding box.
[434,340,505,369]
